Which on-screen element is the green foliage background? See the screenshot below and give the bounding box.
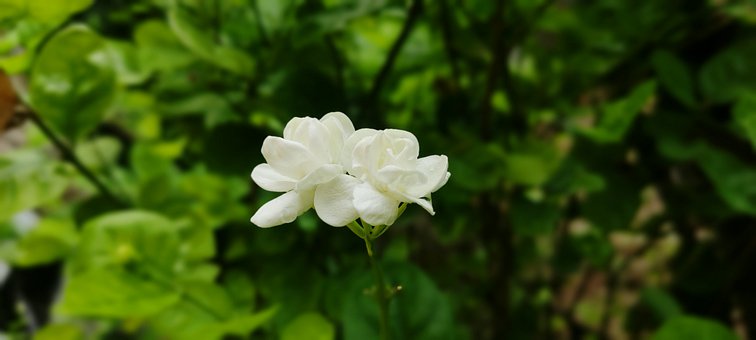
[1,0,755,339]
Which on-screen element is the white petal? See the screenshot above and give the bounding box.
[295,164,343,191]
[251,163,297,192]
[314,174,361,227]
[320,112,355,141]
[405,155,449,197]
[385,186,436,215]
[321,112,355,162]
[384,129,419,161]
[261,136,321,179]
[353,182,399,226]
[434,172,451,193]
[406,195,435,215]
[283,118,333,162]
[377,165,426,189]
[250,190,314,228]
[351,133,381,179]
[283,117,308,140]
[342,128,378,174]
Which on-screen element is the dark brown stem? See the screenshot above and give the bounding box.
[480,0,506,140]
[325,34,349,106]
[438,0,460,83]
[481,192,513,338]
[252,0,270,47]
[27,110,119,202]
[598,236,657,339]
[363,0,424,123]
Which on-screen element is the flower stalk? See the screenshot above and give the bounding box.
[362,220,390,340]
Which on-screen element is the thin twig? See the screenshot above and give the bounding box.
[515,0,556,44]
[481,0,555,140]
[363,0,424,121]
[438,0,460,83]
[480,0,506,141]
[26,109,119,202]
[252,0,271,47]
[598,232,659,340]
[325,34,349,106]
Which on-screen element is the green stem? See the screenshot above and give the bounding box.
[363,222,390,340]
[347,221,366,239]
[28,110,120,203]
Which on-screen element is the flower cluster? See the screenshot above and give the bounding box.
[250,112,450,230]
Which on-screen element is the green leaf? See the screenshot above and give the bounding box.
[0,52,32,74]
[180,263,220,283]
[342,263,457,340]
[581,81,657,143]
[167,6,254,75]
[699,41,756,104]
[70,210,181,273]
[503,140,563,186]
[223,270,257,311]
[0,0,25,21]
[0,150,70,221]
[546,160,606,195]
[203,123,266,176]
[157,93,231,118]
[652,316,739,340]
[282,313,335,340]
[256,258,324,329]
[733,94,756,150]
[182,228,217,261]
[33,323,83,340]
[696,145,756,215]
[130,139,186,181]
[219,306,278,336]
[22,0,93,23]
[29,25,116,141]
[58,268,180,317]
[106,40,150,85]
[150,283,277,340]
[74,136,122,172]
[0,0,92,23]
[155,92,239,128]
[134,20,196,73]
[59,210,238,322]
[570,230,614,267]
[582,172,642,232]
[12,218,78,267]
[651,50,696,107]
[640,287,683,322]
[510,197,561,236]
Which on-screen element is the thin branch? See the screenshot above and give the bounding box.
[597,231,660,340]
[516,0,556,45]
[25,109,119,202]
[252,0,271,47]
[480,0,506,141]
[212,0,222,43]
[481,0,554,140]
[438,0,460,83]
[363,0,424,120]
[325,34,349,106]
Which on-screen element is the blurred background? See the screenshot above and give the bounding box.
[1,0,756,339]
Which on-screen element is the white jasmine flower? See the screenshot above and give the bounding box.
[316,129,450,227]
[250,112,354,228]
